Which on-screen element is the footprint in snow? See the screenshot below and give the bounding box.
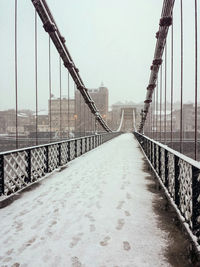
[116,219,125,230]
[69,233,83,248]
[126,193,132,199]
[90,224,96,232]
[116,201,125,210]
[96,201,101,209]
[100,236,111,246]
[71,256,82,267]
[124,210,131,216]
[123,241,131,251]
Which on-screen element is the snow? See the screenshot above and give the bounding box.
[0,134,171,267]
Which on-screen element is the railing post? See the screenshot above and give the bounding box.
[0,155,4,195]
[86,138,88,152]
[26,149,31,183]
[154,143,157,170]
[89,137,91,151]
[80,138,83,155]
[149,141,152,163]
[174,155,180,206]
[141,136,144,152]
[98,135,100,146]
[147,140,150,160]
[164,150,168,187]
[95,136,97,147]
[91,136,93,149]
[151,142,154,165]
[192,166,200,238]
[157,146,161,175]
[75,140,77,158]
[58,143,61,166]
[67,141,71,162]
[45,145,49,173]
[102,134,104,143]
[144,137,147,154]
[100,135,102,145]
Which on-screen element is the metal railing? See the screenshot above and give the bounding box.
[134,131,200,247]
[0,132,121,197]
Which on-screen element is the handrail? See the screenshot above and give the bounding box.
[134,131,200,250]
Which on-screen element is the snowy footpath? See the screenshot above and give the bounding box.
[0,134,171,267]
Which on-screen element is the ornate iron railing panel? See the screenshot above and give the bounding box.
[4,151,29,195]
[69,141,76,160]
[167,152,175,199]
[0,132,122,197]
[60,143,68,165]
[48,144,59,172]
[76,139,81,157]
[178,158,193,228]
[31,147,46,181]
[134,131,200,244]
[160,148,165,183]
[156,145,160,175]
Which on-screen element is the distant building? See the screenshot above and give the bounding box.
[31,110,49,134]
[0,109,32,135]
[88,85,108,119]
[48,97,75,136]
[75,84,109,133]
[152,110,175,132]
[146,104,200,140]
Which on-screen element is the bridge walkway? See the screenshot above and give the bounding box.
[0,134,188,267]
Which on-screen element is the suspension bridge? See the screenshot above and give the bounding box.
[0,0,200,266]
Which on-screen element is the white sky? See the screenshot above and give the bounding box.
[0,0,199,111]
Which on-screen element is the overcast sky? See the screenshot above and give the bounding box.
[0,0,199,111]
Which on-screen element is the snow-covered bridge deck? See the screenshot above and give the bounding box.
[0,134,187,266]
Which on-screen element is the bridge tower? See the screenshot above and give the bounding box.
[120,108,136,132]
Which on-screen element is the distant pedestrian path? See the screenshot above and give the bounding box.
[0,134,185,266]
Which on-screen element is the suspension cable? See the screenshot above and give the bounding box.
[74,82,76,137]
[68,71,70,138]
[180,0,183,153]
[79,91,81,135]
[152,89,155,139]
[59,56,62,140]
[84,102,86,136]
[160,65,162,142]
[15,0,18,149]
[35,11,38,145]
[49,36,52,142]
[164,44,167,144]
[194,0,198,160]
[150,105,152,137]
[171,20,174,147]
[88,105,89,135]
[156,81,158,140]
